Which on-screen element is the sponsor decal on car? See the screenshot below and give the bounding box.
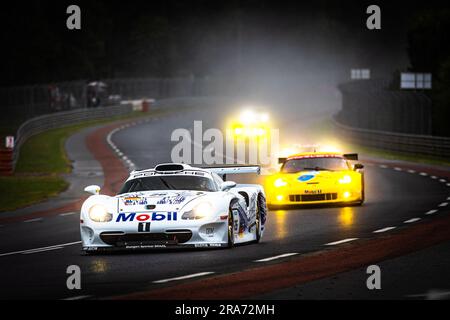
[116,212,178,222]
[122,196,148,206]
[145,193,168,198]
[126,244,167,249]
[304,189,322,194]
[194,243,223,248]
[206,227,215,237]
[298,173,317,182]
[157,194,186,205]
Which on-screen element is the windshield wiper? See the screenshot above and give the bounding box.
[302,167,334,172]
[158,177,176,190]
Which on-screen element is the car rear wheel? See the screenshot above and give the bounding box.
[255,206,262,243]
[227,208,235,248]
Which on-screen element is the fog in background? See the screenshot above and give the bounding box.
[0,1,421,121]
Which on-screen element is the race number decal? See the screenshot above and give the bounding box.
[138,222,151,233]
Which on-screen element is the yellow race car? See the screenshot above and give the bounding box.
[266,152,365,207]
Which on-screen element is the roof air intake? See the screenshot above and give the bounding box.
[155,164,185,172]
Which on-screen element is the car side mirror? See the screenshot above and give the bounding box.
[354,163,364,170]
[84,185,101,195]
[221,181,237,191]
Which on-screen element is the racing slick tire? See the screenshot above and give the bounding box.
[255,194,265,243]
[356,175,365,206]
[227,205,236,248]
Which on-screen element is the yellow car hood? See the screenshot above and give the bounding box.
[274,170,354,185]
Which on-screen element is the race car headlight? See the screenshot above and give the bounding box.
[234,127,243,135]
[339,175,352,184]
[182,202,213,220]
[88,205,113,222]
[274,178,288,188]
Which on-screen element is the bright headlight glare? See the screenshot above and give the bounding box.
[240,110,255,124]
[260,113,269,123]
[89,205,112,222]
[274,178,288,188]
[182,202,214,220]
[339,175,352,184]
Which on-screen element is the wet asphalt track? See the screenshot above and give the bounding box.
[0,105,449,300]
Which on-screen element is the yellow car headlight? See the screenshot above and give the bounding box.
[274,178,288,188]
[182,202,214,220]
[234,127,243,135]
[339,175,352,184]
[89,205,113,222]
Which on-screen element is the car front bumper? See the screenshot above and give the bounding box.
[80,218,229,251]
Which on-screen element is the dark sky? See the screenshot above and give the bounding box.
[0,0,447,85]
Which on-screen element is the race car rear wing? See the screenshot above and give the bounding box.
[279,154,359,163]
[343,153,359,161]
[203,165,261,181]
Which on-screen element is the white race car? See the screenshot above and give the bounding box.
[80,163,267,252]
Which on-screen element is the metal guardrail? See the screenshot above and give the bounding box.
[333,116,450,158]
[337,80,432,135]
[9,105,134,172]
[0,77,232,129]
[0,96,221,175]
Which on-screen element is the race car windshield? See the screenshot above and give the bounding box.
[119,176,217,194]
[281,157,349,173]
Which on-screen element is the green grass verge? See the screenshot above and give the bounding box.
[0,176,69,211]
[1,110,159,212]
[15,111,152,174]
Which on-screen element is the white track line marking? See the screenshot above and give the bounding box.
[439,179,447,183]
[0,241,82,257]
[426,209,438,215]
[447,197,450,200]
[379,165,388,169]
[62,295,92,301]
[254,253,299,262]
[404,218,421,224]
[408,169,416,174]
[23,247,64,254]
[373,227,396,233]
[325,238,358,246]
[394,167,402,171]
[24,218,43,223]
[431,176,438,179]
[153,272,215,284]
[438,202,448,207]
[406,289,450,300]
[419,172,428,176]
[59,212,76,217]
[447,183,450,187]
